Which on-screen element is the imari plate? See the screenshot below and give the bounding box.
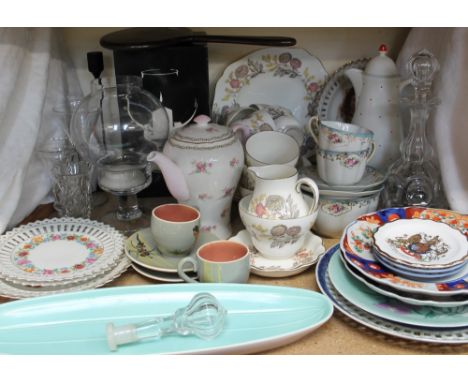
[229,230,325,278]
[340,207,468,297]
[0,218,124,286]
[212,47,327,127]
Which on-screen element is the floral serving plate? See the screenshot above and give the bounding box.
[0,255,131,300]
[229,230,325,278]
[341,207,468,297]
[328,247,468,328]
[125,228,217,273]
[0,218,124,286]
[312,58,370,122]
[212,47,328,127]
[373,218,468,270]
[316,245,468,344]
[301,165,385,192]
[339,251,468,308]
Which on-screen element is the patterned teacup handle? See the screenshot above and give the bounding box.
[367,141,376,162]
[295,177,320,214]
[305,116,320,145]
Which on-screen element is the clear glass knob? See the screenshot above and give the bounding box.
[106,293,227,351]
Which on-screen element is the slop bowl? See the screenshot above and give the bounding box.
[239,194,318,260]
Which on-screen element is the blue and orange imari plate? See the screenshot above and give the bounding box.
[340,207,468,297]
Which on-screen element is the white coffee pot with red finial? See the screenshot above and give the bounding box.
[345,44,408,173]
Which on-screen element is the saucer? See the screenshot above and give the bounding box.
[131,263,198,283]
[301,165,385,192]
[229,230,325,278]
[125,228,217,273]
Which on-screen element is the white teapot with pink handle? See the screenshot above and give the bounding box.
[147,115,244,239]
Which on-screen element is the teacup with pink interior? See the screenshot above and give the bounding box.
[151,203,200,256]
[177,240,250,283]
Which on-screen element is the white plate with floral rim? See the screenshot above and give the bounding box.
[0,218,125,287]
[229,230,325,278]
[373,218,468,271]
[312,58,370,122]
[341,207,468,297]
[0,255,131,300]
[212,47,327,127]
[300,165,385,192]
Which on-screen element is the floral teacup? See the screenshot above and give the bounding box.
[316,147,375,186]
[307,116,374,152]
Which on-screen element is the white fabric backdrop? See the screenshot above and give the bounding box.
[0,28,82,234]
[397,27,468,214]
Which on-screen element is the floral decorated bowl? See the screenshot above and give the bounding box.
[239,195,318,260]
[313,191,381,238]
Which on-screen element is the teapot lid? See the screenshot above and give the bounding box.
[364,44,399,77]
[168,115,237,149]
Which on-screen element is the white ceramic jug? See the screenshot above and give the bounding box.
[345,45,408,173]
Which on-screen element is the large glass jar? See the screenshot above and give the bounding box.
[70,76,169,234]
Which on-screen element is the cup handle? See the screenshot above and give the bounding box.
[177,257,199,283]
[367,141,376,162]
[295,177,320,214]
[305,116,320,145]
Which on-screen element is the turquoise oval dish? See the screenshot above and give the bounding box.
[0,283,333,355]
[328,248,468,328]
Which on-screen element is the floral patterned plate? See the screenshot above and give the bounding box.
[301,165,385,192]
[212,47,327,127]
[229,230,325,278]
[0,218,124,287]
[317,245,468,344]
[328,246,468,328]
[340,207,468,297]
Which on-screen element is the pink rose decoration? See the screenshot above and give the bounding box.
[290,58,302,70]
[230,79,241,89]
[307,82,319,92]
[255,203,267,217]
[235,65,249,78]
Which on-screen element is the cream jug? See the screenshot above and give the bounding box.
[345,45,406,173]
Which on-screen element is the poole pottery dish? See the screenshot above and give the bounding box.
[373,218,468,270]
[229,230,325,278]
[131,263,197,283]
[212,47,328,127]
[328,248,468,328]
[125,228,217,273]
[341,207,468,297]
[0,218,124,287]
[317,245,468,344]
[0,283,333,354]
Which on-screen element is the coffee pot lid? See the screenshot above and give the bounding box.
[169,115,236,148]
[364,44,399,77]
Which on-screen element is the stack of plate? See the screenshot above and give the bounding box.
[0,218,131,299]
[316,207,468,344]
[124,228,219,283]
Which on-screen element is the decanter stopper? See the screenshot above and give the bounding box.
[106,292,226,351]
[407,49,440,103]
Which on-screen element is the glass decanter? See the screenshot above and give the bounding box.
[381,49,444,208]
[70,76,169,234]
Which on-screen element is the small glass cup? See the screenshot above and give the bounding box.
[52,160,92,218]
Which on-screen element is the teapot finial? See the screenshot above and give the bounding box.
[379,44,388,54]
